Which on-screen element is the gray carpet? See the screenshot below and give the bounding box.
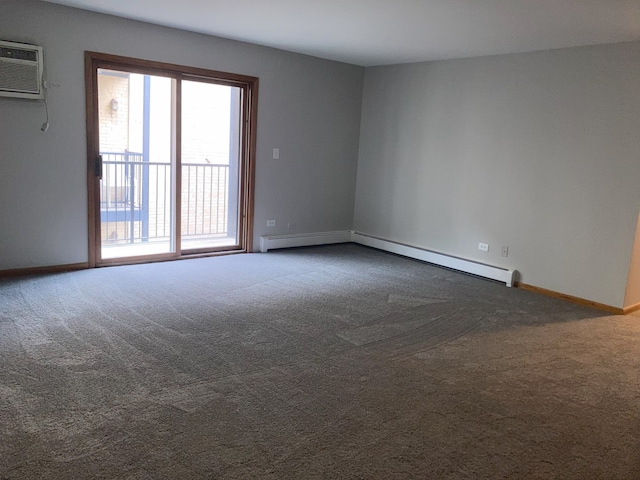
[0,244,638,479]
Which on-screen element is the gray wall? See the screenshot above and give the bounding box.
[0,0,363,268]
[3,1,639,309]
[355,42,640,308]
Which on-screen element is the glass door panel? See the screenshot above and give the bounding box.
[181,80,241,251]
[88,52,256,267]
[97,69,176,260]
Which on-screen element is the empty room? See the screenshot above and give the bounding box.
[1,0,639,478]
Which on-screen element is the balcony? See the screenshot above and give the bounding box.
[100,152,236,258]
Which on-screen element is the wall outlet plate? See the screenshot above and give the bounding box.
[267,220,276,227]
[478,242,489,252]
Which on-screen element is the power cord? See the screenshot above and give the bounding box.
[41,80,49,132]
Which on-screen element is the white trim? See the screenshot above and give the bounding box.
[259,230,516,287]
[260,230,353,253]
[352,232,516,287]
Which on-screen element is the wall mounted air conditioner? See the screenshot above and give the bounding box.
[0,40,44,100]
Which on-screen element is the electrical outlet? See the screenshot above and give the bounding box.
[501,246,509,257]
[266,220,276,227]
[478,242,489,252]
[272,148,280,160]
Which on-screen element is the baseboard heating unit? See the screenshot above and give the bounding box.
[260,230,517,287]
[260,231,354,253]
[352,232,516,287]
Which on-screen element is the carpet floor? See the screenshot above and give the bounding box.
[0,244,638,479]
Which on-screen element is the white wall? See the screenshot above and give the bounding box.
[355,42,640,308]
[0,0,363,268]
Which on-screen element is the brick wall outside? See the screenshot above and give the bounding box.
[98,74,129,153]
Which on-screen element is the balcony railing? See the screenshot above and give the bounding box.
[100,152,230,245]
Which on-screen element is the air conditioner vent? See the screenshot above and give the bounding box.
[0,40,43,99]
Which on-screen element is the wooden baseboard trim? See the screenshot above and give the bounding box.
[0,262,89,278]
[515,282,624,315]
[622,302,640,315]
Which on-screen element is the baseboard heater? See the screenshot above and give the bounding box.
[260,230,516,287]
[260,231,354,253]
[352,232,516,287]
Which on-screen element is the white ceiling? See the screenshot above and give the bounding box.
[41,0,640,66]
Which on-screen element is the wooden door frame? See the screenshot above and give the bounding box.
[85,52,257,267]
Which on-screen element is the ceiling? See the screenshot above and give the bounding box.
[41,0,640,66]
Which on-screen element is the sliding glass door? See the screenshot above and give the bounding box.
[181,80,241,252]
[86,53,257,266]
[97,70,176,260]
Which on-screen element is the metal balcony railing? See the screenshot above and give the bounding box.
[100,152,230,245]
